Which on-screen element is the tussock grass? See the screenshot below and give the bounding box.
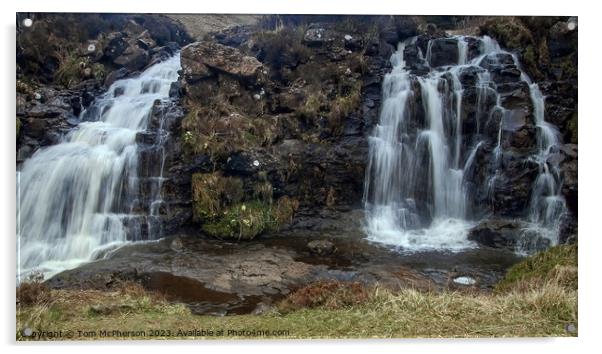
[17,245,577,340]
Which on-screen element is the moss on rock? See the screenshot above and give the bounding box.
[191,172,243,222]
[192,172,298,240]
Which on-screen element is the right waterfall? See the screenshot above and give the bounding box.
[363,35,567,253]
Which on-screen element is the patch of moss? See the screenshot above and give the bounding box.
[201,196,299,240]
[496,243,577,293]
[191,172,243,222]
[201,201,273,240]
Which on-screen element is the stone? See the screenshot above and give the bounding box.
[467,219,549,251]
[181,41,262,80]
[105,68,130,87]
[307,239,336,256]
[114,45,150,71]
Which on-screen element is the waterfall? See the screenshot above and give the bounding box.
[364,35,567,253]
[17,54,181,279]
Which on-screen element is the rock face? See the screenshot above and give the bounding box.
[165,18,395,239]
[16,13,191,161]
[16,15,577,250]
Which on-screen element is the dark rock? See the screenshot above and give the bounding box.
[105,68,131,87]
[427,38,459,67]
[103,32,129,61]
[468,219,550,251]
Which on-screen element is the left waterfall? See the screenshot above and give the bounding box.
[17,54,181,280]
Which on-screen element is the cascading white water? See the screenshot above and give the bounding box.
[17,54,181,280]
[364,35,567,253]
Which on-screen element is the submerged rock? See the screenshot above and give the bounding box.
[307,240,336,256]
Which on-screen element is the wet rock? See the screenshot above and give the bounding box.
[105,67,131,87]
[114,45,150,71]
[468,219,524,249]
[427,38,459,67]
[307,240,336,256]
[468,219,549,251]
[170,237,184,252]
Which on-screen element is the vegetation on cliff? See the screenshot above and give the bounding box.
[191,172,298,239]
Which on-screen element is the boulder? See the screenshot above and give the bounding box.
[307,240,336,256]
[467,219,550,251]
[181,41,262,80]
[427,38,459,67]
[113,45,150,71]
[104,67,130,87]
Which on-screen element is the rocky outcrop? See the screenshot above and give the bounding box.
[167,18,395,239]
[181,41,263,80]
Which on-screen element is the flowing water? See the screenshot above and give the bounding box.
[17,54,181,280]
[364,36,567,253]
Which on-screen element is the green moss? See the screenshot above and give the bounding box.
[191,172,243,222]
[202,201,273,240]
[200,196,299,240]
[496,243,577,293]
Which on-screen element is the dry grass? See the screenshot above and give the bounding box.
[16,282,577,340]
[17,245,577,340]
